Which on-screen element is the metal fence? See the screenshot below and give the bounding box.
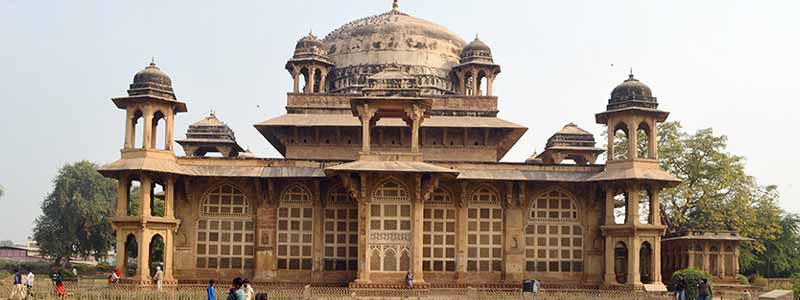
[0,283,685,300]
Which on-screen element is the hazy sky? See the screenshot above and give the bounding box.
[1,0,798,243]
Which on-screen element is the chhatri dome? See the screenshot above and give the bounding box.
[128,61,176,100]
[321,0,467,94]
[607,71,657,110]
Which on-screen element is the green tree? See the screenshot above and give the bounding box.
[33,161,117,264]
[655,122,782,252]
[0,184,4,199]
[741,214,800,277]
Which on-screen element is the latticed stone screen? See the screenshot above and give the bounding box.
[277,184,314,270]
[369,179,412,272]
[525,189,584,273]
[324,186,358,271]
[423,207,456,271]
[467,186,503,272]
[196,184,255,270]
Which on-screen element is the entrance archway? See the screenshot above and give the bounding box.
[148,234,165,277]
[124,234,138,277]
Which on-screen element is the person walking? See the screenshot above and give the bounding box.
[405,272,413,289]
[227,277,246,300]
[207,280,217,300]
[697,278,712,300]
[674,279,687,300]
[25,270,35,300]
[152,265,164,291]
[10,268,23,300]
[72,266,79,283]
[243,279,254,300]
[54,277,68,299]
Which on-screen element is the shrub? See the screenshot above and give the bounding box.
[670,267,713,300]
[751,274,768,287]
[737,274,750,285]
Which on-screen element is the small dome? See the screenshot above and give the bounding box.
[460,36,494,64]
[133,62,172,87]
[294,32,327,56]
[609,73,656,106]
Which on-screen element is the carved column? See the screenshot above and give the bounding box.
[312,181,324,279]
[117,177,129,217]
[651,189,660,225]
[163,230,174,281]
[143,110,153,150]
[627,121,637,159]
[470,68,477,96]
[607,125,615,160]
[125,109,134,149]
[411,175,425,283]
[319,71,327,93]
[165,177,175,218]
[140,175,152,217]
[627,236,641,286]
[503,182,524,282]
[627,186,640,225]
[356,104,376,154]
[116,232,127,278]
[653,238,662,283]
[604,189,615,225]
[703,241,710,273]
[165,110,174,151]
[292,67,300,93]
[135,230,151,282]
[603,236,616,285]
[254,180,276,281]
[355,173,371,283]
[455,182,468,281]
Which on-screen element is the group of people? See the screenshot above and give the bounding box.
[9,269,35,300]
[673,278,713,300]
[207,277,256,300]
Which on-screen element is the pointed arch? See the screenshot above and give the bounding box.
[637,121,651,159]
[613,122,630,160]
[423,185,456,272]
[615,242,628,284]
[132,109,144,149]
[196,182,254,270]
[525,186,584,273]
[372,177,409,202]
[152,110,166,150]
[323,184,358,271]
[640,241,653,284]
[468,184,501,205]
[280,183,313,204]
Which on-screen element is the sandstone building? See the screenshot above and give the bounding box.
[100,1,680,289]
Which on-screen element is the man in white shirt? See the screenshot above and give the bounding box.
[25,271,35,300]
[152,266,163,291]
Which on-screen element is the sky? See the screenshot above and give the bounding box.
[0,0,798,243]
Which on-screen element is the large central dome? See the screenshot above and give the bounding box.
[321,4,466,95]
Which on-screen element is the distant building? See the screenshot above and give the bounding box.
[662,230,752,284]
[0,245,28,259]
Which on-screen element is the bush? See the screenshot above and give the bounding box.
[752,274,768,287]
[671,267,713,300]
[0,259,54,275]
[737,274,750,285]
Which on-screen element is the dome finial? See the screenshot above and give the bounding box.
[392,0,399,11]
[475,33,479,41]
[628,68,634,80]
[150,56,156,67]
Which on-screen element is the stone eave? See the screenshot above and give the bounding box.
[595,107,669,124]
[111,95,188,113]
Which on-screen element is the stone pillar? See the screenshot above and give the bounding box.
[627,237,641,286]
[470,69,478,96]
[143,111,153,150]
[718,241,725,278]
[304,71,312,94]
[627,186,640,225]
[411,175,425,283]
[116,232,127,277]
[410,118,420,153]
[455,183,468,281]
[733,243,740,275]
[165,111,174,151]
[651,189,660,225]
[312,181,324,279]
[703,241,710,273]
[650,120,658,159]
[163,231,174,281]
[627,121,637,159]
[653,238,662,283]
[254,180,276,281]
[503,182,524,282]
[165,177,175,218]
[292,68,300,93]
[117,178,129,217]
[136,230,151,282]
[319,72,327,93]
[604,189,615,225]
[607,126,615,160]
[355,173,371,283]
[687,245,695,268]
[603,237,616,285]
[140,176,152,217]
[125,109,133,149]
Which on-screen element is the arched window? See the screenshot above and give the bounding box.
[477,70,487,96]
[150,181,165,217]
[640,242,653,283]
[613,123,629,160]
[149,234,165,276]
[637,122,650,159]
[126,179,141,217]
[313,68,323,93]
[613,190,628,225]
[124,234,138,277]
[277,184,314,270]
[467,185,503,272]
[152,111,166,150]
[525,188,583,273]
[614,242,628,284]
[133,110,144,149]
[369,179,412,272]
[299,67,310,93]
[323,185,358,271]
[639,189,652,224]
[196,184,254,270]
[423,187,456,272]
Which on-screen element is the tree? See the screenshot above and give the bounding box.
[741,214,800,277]
[0,184,4,199]
[33,161,117,264]
[655,122,782,252]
